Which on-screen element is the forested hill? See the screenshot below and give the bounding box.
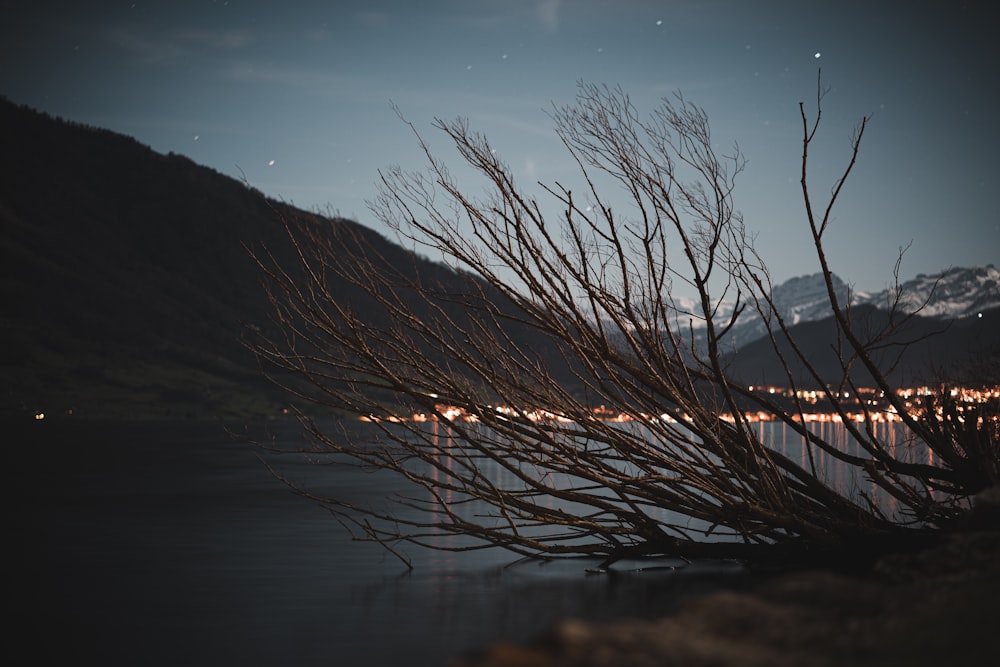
[0,99,293,417]
[0,98,524,420]
[2,99,995,420]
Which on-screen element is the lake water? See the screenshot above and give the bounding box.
[16,419,751,666]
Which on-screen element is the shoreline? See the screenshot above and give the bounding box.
[453,526,1000,667]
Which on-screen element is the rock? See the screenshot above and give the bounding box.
[452,530,1000,667]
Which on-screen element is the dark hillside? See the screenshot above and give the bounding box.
[3,99,992,419]
[0,99,313,417]
[725,304,1000,388]
[0,99,569,419]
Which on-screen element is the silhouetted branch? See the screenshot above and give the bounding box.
[248,78,997,569]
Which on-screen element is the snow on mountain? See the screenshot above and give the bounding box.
[611,265,997,355]
[856,265,1000,319]
[712,272,853,349]
[713,265,998,351]
[771,272,854,326]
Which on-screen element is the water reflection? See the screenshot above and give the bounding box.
[414,416,936,540]
[19,417,935,667]
[24,420,748,667]
[759,419,941,518]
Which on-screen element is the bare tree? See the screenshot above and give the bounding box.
[249,78,999,569]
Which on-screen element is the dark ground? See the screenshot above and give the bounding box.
[454,495,1000,667]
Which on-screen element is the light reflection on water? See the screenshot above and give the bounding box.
[339,417,930,545]
[758,419,937,518]
[20,417,922,666]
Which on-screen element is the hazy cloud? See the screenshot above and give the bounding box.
[104,23,253,64]
[106,25,185,63]
[174,28,253,50]
[537,0,561,31]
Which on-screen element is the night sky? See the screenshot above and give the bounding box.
[2,0,997,294]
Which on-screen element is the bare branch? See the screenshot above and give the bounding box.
[246,79,997,569]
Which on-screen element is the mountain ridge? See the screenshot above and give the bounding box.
[858,265,1000,318]
[2,98,996,418]
[776,264,1000,321]
[705,265,999,355]
[0,98,502,418]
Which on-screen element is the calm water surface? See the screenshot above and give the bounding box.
[16,419,749,666]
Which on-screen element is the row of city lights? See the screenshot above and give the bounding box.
[30,386,997,423]
[373,384,1000,425]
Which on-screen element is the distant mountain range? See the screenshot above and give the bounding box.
[861,266,1000,318]
[724,266,1000,352]
[779,266,999,323]
[2,98,996,419]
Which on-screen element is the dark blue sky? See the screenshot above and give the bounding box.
[2,1,997,293]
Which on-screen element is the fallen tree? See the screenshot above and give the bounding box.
[249,76,999,569]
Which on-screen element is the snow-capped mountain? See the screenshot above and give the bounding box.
[731,272,853,347]
[856,265,1000,319]
[720,265,999,351]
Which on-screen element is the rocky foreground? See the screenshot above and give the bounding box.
[453,494,1000,667]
